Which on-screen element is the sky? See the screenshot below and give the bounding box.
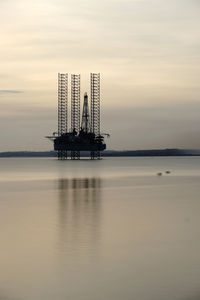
[0,0,200,151]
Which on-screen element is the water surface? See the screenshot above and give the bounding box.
[0,157,200,300]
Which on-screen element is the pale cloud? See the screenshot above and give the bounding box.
[0,90,23,94]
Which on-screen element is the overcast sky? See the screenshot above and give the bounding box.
[0,0,200,150]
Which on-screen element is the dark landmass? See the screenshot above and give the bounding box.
[0,149,200,157]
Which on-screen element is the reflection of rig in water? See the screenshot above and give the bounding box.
[57,178,101,257]
[47,73,109,160]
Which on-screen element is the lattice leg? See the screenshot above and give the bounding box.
[90,151,100,160]
[90,73,100,136]
[90,151,94,160]
[58,150,68,160]
[58,73,68,136]
[71,74,80,134]
[97,151,101,160]
[71,151,80,160]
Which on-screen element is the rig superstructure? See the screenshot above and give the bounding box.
[47,73,109,160]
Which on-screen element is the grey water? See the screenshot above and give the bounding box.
[0,157,200,300]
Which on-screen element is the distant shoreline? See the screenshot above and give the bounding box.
[0,149,200,157]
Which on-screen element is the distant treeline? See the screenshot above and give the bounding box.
[0,149,200,157]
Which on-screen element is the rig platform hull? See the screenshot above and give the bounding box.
[54,133,106,152]
[54,143,106,152]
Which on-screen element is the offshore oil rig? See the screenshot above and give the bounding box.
[47,73,109,160]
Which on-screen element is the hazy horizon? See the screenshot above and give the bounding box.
[1,0,200,151]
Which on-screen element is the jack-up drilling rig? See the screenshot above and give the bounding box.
[47,73,109,160]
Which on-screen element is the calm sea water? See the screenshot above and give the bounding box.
[0,157,200,300]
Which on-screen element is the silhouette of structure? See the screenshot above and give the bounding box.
[58,73,68,159]
[70,74,81,159]
[47,73,108,160]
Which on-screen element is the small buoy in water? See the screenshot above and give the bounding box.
[157,172,162,176]
[165,171,171,174]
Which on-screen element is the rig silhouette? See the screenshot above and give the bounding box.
[47,73,109,160]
